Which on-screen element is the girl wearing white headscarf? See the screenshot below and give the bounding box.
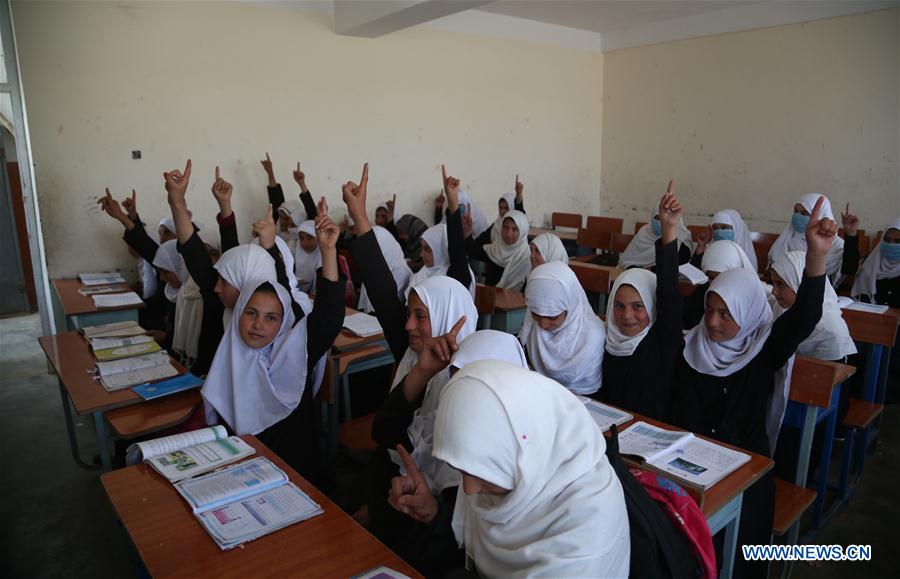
[152,240,186,304]
[850,218,900,306]
[276,199,304,250]
[357,226,412,313]
[429,361,630,578]
[529,232,568,268]
[673,228,832,575]
[768,193,846,282]
[683,240,758,328]
[408,224,476,298]
[694,209,758,272]
[520,262,606,395]
[465,210,532,291]
[450,330,528,371]
[620,209,693,269]
[293,220,321,294]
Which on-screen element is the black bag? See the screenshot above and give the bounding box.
[605,424,703,579]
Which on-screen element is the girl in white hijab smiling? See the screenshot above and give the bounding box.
[390,360,630,578]
[597,188,685,420]
[520,262,606,396]
[672,196,836,578]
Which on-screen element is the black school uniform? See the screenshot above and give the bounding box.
[670,274,825,579]
[122,217,171,341]
[596,239,683,421]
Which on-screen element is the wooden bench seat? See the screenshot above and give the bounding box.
[105,390,202,439]
[773,478,817,536]
[843,399,884,430]
[339,413,377,451]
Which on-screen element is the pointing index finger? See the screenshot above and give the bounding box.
[396,445,423,482]
[215,166,220,181]
[666,179,674,195]
[360,163,369,188]
[449,315,467,338]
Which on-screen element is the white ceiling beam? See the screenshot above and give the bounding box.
[334,0,490,38]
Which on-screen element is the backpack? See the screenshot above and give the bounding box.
[605,424,708,579]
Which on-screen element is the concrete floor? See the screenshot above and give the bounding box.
[0,312,897,577]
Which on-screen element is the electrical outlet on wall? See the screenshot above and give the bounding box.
[132,150,141,159]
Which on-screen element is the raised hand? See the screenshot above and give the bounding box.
[252,204,277,249]
[293,162,308,193]
[806,196,838,256]
[260,152,276,187]
[386,194,396,221]
[387,445,438,524]
[658,179,682,244]
[442,164,460,212]
[341,163,369,226]
[841,202,859,236]
[434,190,445,209]
[314,197,339,250]
[462,204,474,238]
[97,188,128,223]
[514,174,524,201]
[696,227,712,253]
[122,189,138,220]
[414,316,467,377]
[211,166,233,204]
[163,159,192,208]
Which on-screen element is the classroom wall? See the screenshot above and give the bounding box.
[600,8,899,235]
[13,1,604,278]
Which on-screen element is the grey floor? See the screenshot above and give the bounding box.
[0,312,897,578]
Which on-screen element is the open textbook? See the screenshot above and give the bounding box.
[92,291,143,308]
[175,457,324,550]
[97,351,179,391]
[78,272,126,286]
[92,339,161,362]
[837,296,889,314]
[618,421,750,490]
[82,320,146,339]
[577,397,633,433]
[342,312,384,337]
[678,263,709,286]
[126,426,255,482]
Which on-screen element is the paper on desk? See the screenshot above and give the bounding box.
[92,292,143,308]
[678,263,709,286]
[127,425,228,464]
[96,351,171,377]
[343,312,383,337]
[82,320,145,339]
[78,286,124,296]
[176,457,289,514]
[78,272,126,286]
[89,334,153,350]
[841,300,889,314]
[100,361,179,391]
[577,396,633,433]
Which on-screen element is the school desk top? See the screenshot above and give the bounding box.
[38,331,187,415]
[528,226,579,241]
[789,357,855,409]
[332,307,387,351]
[52,278,145,317]
[616,412,774,518]
[101,435,422,578]
[840,306,900,347]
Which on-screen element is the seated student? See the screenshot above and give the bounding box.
[463,195,532,291]
[598,189,684,420]
[620,184,693,268]
[293,220,321,294]
[375,195,396,229]
[394,213,428,265]
[276,199,303,250]
[691,208,758,272]
[171,229,220,368]
[357,226,413,313]
[519,262,605,397]
[409,218,476,298]
[390,360,631,578]
[202,197,344,484]
[478,177,525,246]
[672,197,835,577]
[151,239,185,346]
[529,232,568,268]
[849,216,900,307]
[768,193,850,283]
[683,240,756,328]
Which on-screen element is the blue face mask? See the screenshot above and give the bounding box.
[881,241,900,262]
[712,229,735,242]
[791,212,809,233]
[651,218,662,237]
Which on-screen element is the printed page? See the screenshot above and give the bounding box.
[148,436,256,483]
[92,292,144,308]
[678,263,709,286]
[648,437,751,490]
[93,341,161,362]
[196,483,323,550]
[78,286,125,296]
[89,334,153,350]
[842,301,889,314]
[176,457,289,514]
[96,351,171,377]
[82,320,144,338]
[78,272,126,285]
[126,425,227,464]
[100,361,179,391]
[342,312,384,337]
[578,396,633,433]
[617,421,692,462]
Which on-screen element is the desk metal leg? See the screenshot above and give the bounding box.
[795,405,818,487]
[811,404,839,530]
[708,493,743,579]
[93,411,113,471]
[57,378,100,470]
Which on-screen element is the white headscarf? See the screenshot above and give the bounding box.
[490,193,517,244]
[432,361,630,579]
[172,277,203,365]
[768,193,844,279]
[158,217,177,239]
[684,268,774,376]
[277,200,303,246]
[293,220,321,294]
[851,218,900,302]
[772,251,856,360]
[701,240,757,274]
[531,232,568,265]
[619,210,693,269]
[278,200,303,222]
[520,263,606,395]
[268,236,314,315]
[357,226,413,313]
[408,224,476,298]
[452,190,490,238]
[450,330,528,371]
[605,268,657,357]
[214,244,277,327]
[711,209,757,271]
[483,210,531,291]
[202,279,309,435]
[137,227,158,300]
[152,240,186,303]
[392,276,478,492]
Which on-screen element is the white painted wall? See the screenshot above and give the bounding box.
[600,8,899,235]
[13,1,603,278]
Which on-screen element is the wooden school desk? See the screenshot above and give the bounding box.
[38,331,192,471]
[101,436,422,578]
[51,278,144,332]
[491,287,527,334]
[527,226,578,242]
[614,412,773,579]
